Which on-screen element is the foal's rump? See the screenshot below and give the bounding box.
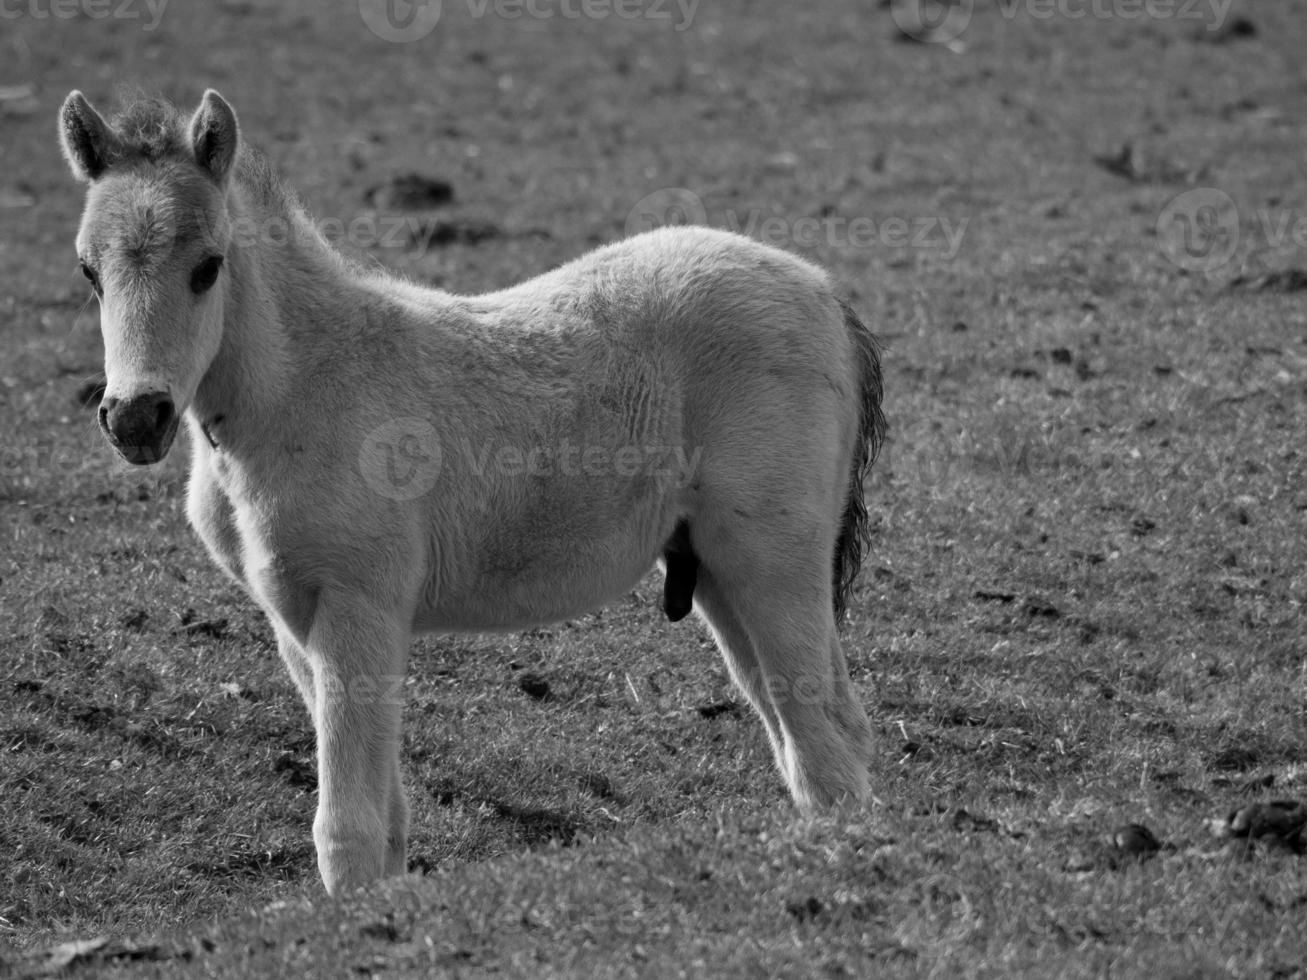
[416,227,865,631]
[619,228,862,586]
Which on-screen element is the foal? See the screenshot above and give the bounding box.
[60,89,886,896]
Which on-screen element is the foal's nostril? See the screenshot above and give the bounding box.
[98,397,116,434]
[153,395,175,433]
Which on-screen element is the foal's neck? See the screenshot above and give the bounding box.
[192,180,361,444]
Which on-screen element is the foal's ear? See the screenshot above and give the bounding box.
[189,89,240,185]
[59,91,119,182]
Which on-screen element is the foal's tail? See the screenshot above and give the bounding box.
[832,299,887,624]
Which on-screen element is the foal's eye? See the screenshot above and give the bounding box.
[80,259,102,297]
[191,255,224,295]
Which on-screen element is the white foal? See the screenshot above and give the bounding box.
[60,88,886,896]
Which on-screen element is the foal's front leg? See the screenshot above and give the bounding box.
[274,625,315,714]
[304,592,411,895]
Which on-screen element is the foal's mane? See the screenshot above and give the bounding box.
[105,89,296,214]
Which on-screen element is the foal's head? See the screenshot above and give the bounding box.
[60,90,240,465]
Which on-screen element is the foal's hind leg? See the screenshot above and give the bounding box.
[754,599,871,811]
[692,570,784,764]
[697,544,872,812]
[825,631,876,772]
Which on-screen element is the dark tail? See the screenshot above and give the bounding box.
[832,299,887,624]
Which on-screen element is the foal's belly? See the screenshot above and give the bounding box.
[414,482,680,634]
[412,553,655,634]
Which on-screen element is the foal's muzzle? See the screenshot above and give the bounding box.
[98,391,179,465]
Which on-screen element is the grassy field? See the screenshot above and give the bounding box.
[3,0,1307,975]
